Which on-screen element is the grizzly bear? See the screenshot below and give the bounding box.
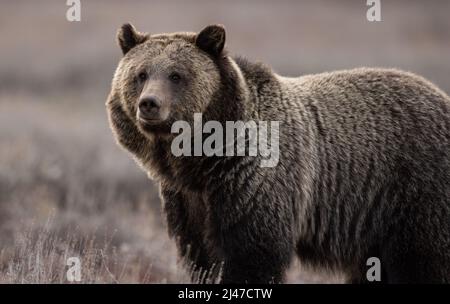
[106,23,450,283]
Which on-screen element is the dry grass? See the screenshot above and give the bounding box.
[0,220,149,283]
[0,100,185,283]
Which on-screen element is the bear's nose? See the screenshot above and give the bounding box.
[138,96,161,119]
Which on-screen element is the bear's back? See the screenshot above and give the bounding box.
[277,68,450,172]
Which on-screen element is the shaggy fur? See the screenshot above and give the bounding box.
[106,24,450,283]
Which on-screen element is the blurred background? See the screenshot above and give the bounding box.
[0,0,449,283]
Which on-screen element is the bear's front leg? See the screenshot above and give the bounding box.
[160,185,220,283]
[217,208,294,284]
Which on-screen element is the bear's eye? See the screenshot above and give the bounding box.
[138,72,147,82]
[169,72,182,83]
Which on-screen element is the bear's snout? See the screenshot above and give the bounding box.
[138,96,163,121]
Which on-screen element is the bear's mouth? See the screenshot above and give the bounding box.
[138,117,162,125]
[138,117,173,135]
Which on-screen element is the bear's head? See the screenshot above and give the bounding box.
[112,23,246,136]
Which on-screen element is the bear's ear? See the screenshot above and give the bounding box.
[117,23,148,55]
[195,24,226,57]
